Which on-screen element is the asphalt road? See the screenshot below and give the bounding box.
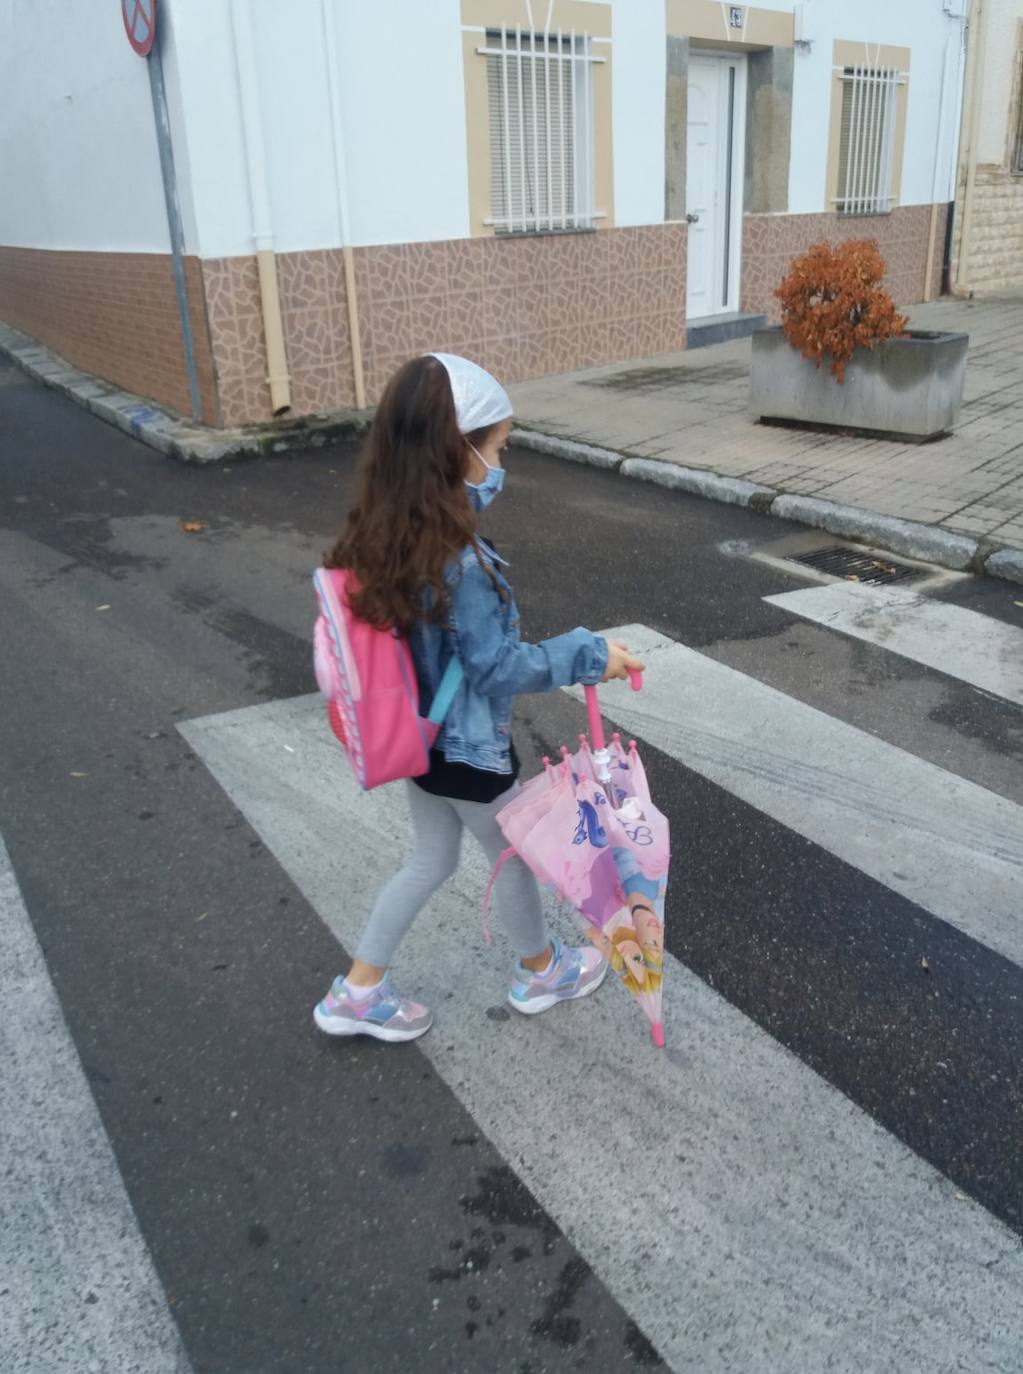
[2,354,1021,1373]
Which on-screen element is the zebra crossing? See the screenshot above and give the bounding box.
[4,584,1022,1372]
[0,837,193,1374]
[178,595,1023,1373]
[764,580,1023,706]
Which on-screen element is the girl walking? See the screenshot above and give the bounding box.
[314,353,644,1043]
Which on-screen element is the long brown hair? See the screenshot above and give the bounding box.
[325,355,498,634]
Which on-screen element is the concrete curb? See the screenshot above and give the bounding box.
[0,322,369,463]
[509,429,624,470]
[511,426,1023,587]
[621,457,777,510]
[4,324,1021,587]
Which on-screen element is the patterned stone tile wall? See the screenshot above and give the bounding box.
[0,246,217,420]
[201,225,688,426]
[353,224,688,404]
[202,250,359,428]
[741,204,944,322]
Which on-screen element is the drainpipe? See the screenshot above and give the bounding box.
[320,0,367,410]
[924,9,958,300]
[230,0,291,415]
[955,0,987,294]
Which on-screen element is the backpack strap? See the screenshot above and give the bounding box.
[425,656,465,726]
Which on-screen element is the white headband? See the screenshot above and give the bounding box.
[428,353,513,435]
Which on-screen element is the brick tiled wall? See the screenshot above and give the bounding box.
[205,226,688,427]
[0,247,217,421]
[0,211,953,430]
[203,249,358,425]
[962,169,1023,291]
[741,204,947,322]
[2,226,692,428]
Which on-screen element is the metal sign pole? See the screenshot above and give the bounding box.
[146,27,203,421]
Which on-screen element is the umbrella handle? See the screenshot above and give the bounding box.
[584,685,606,752]
[585,671,643,752]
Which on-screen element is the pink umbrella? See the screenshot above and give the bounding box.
[488,676,670,1047]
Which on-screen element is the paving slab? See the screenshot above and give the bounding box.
[511,295,1023,583]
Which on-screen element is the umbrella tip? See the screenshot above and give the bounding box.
[650,1022,666,1049]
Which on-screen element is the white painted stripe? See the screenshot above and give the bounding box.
[0,836,192,1373]
[764,581,1023,707]
[182,695,1023,1374]
[569,625,1023,971]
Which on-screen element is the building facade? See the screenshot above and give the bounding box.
[0,0,969,428]
[952,0,1023,293]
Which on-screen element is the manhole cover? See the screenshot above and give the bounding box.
[786,545,922,586]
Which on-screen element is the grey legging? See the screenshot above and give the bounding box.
[355,781,549,967]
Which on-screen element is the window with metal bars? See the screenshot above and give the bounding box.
[483,27,597,234]
[1013,57,1023,174]
[836,66,902,215]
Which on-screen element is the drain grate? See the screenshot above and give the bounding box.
[786,545,923,586]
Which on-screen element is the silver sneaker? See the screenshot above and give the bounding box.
[313,973,433,1043]
[508,938,607,1015]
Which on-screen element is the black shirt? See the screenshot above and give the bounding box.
[412,742,520,804]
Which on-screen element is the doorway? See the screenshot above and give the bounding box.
[685,52,747,321]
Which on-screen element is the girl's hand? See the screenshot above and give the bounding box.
[602,639,645,683]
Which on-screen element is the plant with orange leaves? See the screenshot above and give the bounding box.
[774,239,908,382]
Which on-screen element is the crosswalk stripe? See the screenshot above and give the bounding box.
[763,581,1023,707]
[0,836,192,1373]
[568,624,1023,971]
[182,693,1023,1374]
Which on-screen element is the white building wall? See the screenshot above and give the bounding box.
[0,0,973,261]
[0,0,171,251]
[787,0,966,214]
[168,0,471,257]
[610,0,667,226]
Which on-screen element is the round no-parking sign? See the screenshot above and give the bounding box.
[122,0,156,56]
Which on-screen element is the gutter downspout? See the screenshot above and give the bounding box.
[955,0,987,295]
[321,0,367,410]
[924,10,957,301]
[230,0,291,415]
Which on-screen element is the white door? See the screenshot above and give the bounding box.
[685,54,746,320]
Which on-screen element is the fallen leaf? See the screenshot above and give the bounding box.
[195,911,208,923]
[920,956,930,973]
[180,520,206,533]
[69,771,88,778]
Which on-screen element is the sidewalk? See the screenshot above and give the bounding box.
[4,291,1021,582]
[509,295,1023,583]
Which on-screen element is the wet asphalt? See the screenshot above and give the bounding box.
[1,355,1021,1372]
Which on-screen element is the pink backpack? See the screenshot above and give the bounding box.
[312,567,464,790]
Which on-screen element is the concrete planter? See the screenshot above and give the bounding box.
[749,327,969,441]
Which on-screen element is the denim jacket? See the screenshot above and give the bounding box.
[409,542,609,774]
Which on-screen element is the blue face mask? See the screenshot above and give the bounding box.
[465,442,506,512]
